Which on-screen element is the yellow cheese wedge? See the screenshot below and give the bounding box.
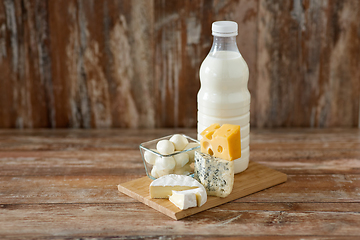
[200,123,241,161]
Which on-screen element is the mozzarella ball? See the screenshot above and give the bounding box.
[144,149,158,165]
[174,152,189,168]
[169,134,189,151]
[157,168,173,177]
[155,156,176,171]
[151,165,172,178]
[150,166,160,178]
[156,140,175,155]
[173,163,192,175]
[184,142,200,162]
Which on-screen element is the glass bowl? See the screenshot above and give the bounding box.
[139,134,200,180]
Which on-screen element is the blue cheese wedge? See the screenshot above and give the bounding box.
[150,174,207,207]
[194,151,234,198]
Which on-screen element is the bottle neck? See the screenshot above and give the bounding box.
[209,36,239,56]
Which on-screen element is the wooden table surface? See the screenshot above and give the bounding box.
[1,128,359,239]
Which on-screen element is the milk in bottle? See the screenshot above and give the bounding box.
[197,21,250,174]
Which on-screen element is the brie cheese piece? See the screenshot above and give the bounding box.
[169,189,197,210]
[150,174,207,206]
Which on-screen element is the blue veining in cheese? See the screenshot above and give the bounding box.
[194,151,234,198]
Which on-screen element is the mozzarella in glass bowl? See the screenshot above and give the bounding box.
[139,134,200,180]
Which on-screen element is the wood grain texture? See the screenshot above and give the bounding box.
[256,0,360,128]
[1,0,359,128]
[0,128,360,238]
[1,203,359,239]
[47,0,155,128]
[0,0,52,128]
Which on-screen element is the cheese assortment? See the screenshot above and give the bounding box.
[141,134,200,178]
[194,151,234,197]
[150,174,207,208]
[146,124,242,209]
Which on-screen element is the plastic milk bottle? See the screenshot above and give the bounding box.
[197,21,250,174]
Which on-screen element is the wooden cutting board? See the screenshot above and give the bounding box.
[118,161,287,220]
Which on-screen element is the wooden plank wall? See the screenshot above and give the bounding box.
[0,0,359,129]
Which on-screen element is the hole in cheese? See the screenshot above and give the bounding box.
[202,141,210,150]
[208,148,213,155]
[217,145,223,153]
[207,132,214,140]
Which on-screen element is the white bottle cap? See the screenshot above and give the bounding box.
[212,21,238,37]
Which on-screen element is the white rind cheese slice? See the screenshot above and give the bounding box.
[194,151,234,198]
[150,174,207,206]
[169,189,197,210]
